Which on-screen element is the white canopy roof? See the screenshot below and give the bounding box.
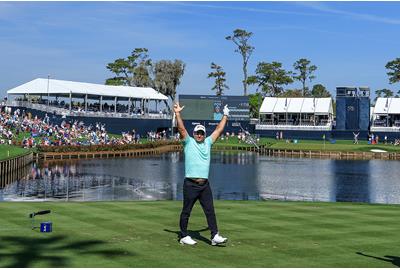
[301,98,315,113]
[259,97,277,114]
[287,98,302,113]
[314,98,332,115]
[274,98,290,113]
[374,97,400,114]
[6,78,168,100]
[260,97,333,115]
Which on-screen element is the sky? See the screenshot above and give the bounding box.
[0,1,400,100]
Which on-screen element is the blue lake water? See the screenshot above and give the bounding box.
[1,151,400,204]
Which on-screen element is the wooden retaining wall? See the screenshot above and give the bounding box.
[0,152,33,188]
[213,145,400,160]
[258,148,400,160]
[212,145,261,152]
[38,144,182,161]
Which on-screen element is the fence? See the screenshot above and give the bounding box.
[38,144,182,161]
[0,152,33,188]
[256,124,332,131]
[6,100,171,120]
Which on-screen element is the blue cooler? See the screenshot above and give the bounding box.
[40,222,52,233]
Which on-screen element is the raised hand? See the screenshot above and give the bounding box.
[223,104,230,116]
[173,102,185,114]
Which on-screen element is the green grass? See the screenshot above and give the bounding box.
[265,139,400,152]
[108,133,122,139]
[215,137,400,153]
[0,145,30,160]
[215,137,250,146]
[0,201,399,267]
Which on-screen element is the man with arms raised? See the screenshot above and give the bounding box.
[173,102,229,246]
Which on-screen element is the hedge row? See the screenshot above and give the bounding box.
[36,140,181,153]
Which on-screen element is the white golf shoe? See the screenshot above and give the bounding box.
[211,233,227,246]
[179,236,197,245]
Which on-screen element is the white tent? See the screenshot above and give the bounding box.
[6,78,168,100]
[301,98,315,113]
[314,98,333,115]
[259,97,277,114]
[273,98,290,113]
[287,98,302,113]
[259,97,333,114]
[374,97,400,114]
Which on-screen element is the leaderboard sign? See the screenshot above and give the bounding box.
[179,95,249,121]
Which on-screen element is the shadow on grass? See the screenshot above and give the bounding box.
[356,252,400,267]
[164,227,227,247]
[0,235,133,267]
[164,227,211,245]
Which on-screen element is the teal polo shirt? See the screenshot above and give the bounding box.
[183,135,213,179]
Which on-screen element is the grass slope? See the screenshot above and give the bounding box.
[215,137,400,153]
[0,201,399,267]
[0,145,30,160]
[266,139,399,152]
[255,138,400,153]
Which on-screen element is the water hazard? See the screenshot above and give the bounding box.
[1,151,400,204]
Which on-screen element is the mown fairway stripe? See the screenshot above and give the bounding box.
[1,201,400,267]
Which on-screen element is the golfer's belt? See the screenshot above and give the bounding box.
[187,178,208,184]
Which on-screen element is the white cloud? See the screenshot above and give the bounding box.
[172,2,323,17]
[299,2,400,25]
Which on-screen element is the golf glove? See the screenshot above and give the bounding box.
[223,105,230,116]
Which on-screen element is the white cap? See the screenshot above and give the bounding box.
[193,124,206,134]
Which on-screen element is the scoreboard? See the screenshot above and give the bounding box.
[178,95,249,121]
[335,87,370,131]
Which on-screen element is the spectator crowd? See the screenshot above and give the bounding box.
[0,106,170,148]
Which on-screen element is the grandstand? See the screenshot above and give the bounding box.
[6,78,169,119]
[371,98,400,132]
[4,78,172,134]
[256,97,334,132]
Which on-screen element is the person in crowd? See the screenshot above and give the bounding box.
[353,131,360,144]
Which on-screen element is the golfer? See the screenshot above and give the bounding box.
[173,102,229,246]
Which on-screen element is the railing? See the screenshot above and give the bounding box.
[372,120,400,128]
[370,126,400,132]
[6,100,172,120]
[256,123,332,131]
[373,120,386,127]
[0,152,34,188]
[249,118,259,125]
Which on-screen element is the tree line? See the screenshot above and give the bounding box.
[105,29,400,113]
[219,29,400,99]
[209,29,330,99]
[373,58,400,101]
[105,48,185,112]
